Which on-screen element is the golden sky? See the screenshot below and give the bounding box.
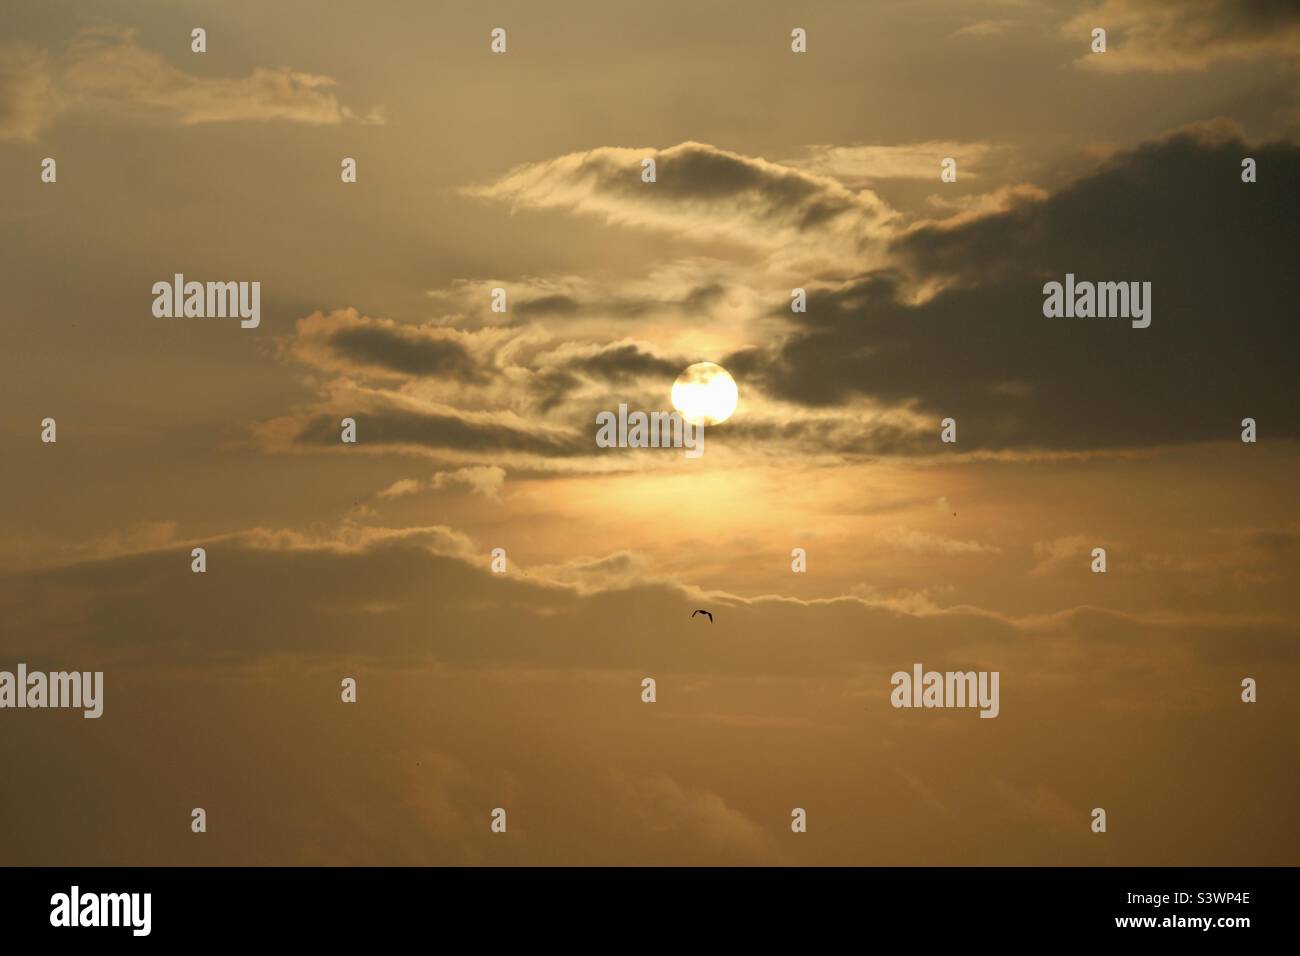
[1,0,1297,865]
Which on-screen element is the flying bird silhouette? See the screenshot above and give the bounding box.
[691,609,713,623]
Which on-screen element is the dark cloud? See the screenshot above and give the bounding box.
[1064,0,1300,72]
[682,283,728,311]
[529,369,583,414]
[1119,0,1300,46]
[719,345,772,381]
[567,344,684,383]
[648,145,856,227]
[720,416,929,457]
[514,283,728,320]
[514,294,583,318]
[1227,0,1300,30]
[757,127,1300,449]
[1240,527,1300,557]
[329,326,479,380]
[293,408,586,458]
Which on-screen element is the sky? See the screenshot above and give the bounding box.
[0,0,1297,865]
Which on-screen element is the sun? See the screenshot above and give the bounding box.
[671,362,738,426]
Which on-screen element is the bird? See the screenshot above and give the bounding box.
[691,609,713,622]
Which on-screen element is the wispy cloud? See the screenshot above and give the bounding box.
[0,25,380,140]
[464,141,900,276]
[792,142,1002,183]
[1064,0,1300,72]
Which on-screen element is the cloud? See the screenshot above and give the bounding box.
[288,309,482,381]
[271,306,772,469]
[614,774,771,858]
[554,341,684,383]
[2,520,1295,865]
[0,45,58,140]
[526,551,658,594]
[952,20,1015,38]
[748,122,1300,450]
[380,466,507,500]
[430,465,507,498]
[5,519,1291,673]
[329,326,478,379]
[264,128,1294,467]
[425,266,743,332]
[284,403,587,460]
[1031,535,1093,575]
[918,183,1051,229]
[464,141,899,273]
[791,142,1002,183]
[227,523,479,560]
[377,478,423,500]
[879,527,1002,555]
[1065,0,1300,72]
[0,25,378,139]
[421,263,784,385]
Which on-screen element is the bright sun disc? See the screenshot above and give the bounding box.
[671,362,738,426]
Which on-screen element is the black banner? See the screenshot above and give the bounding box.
[0,866,1288,943]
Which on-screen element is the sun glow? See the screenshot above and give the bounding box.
[671,362,738,426]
